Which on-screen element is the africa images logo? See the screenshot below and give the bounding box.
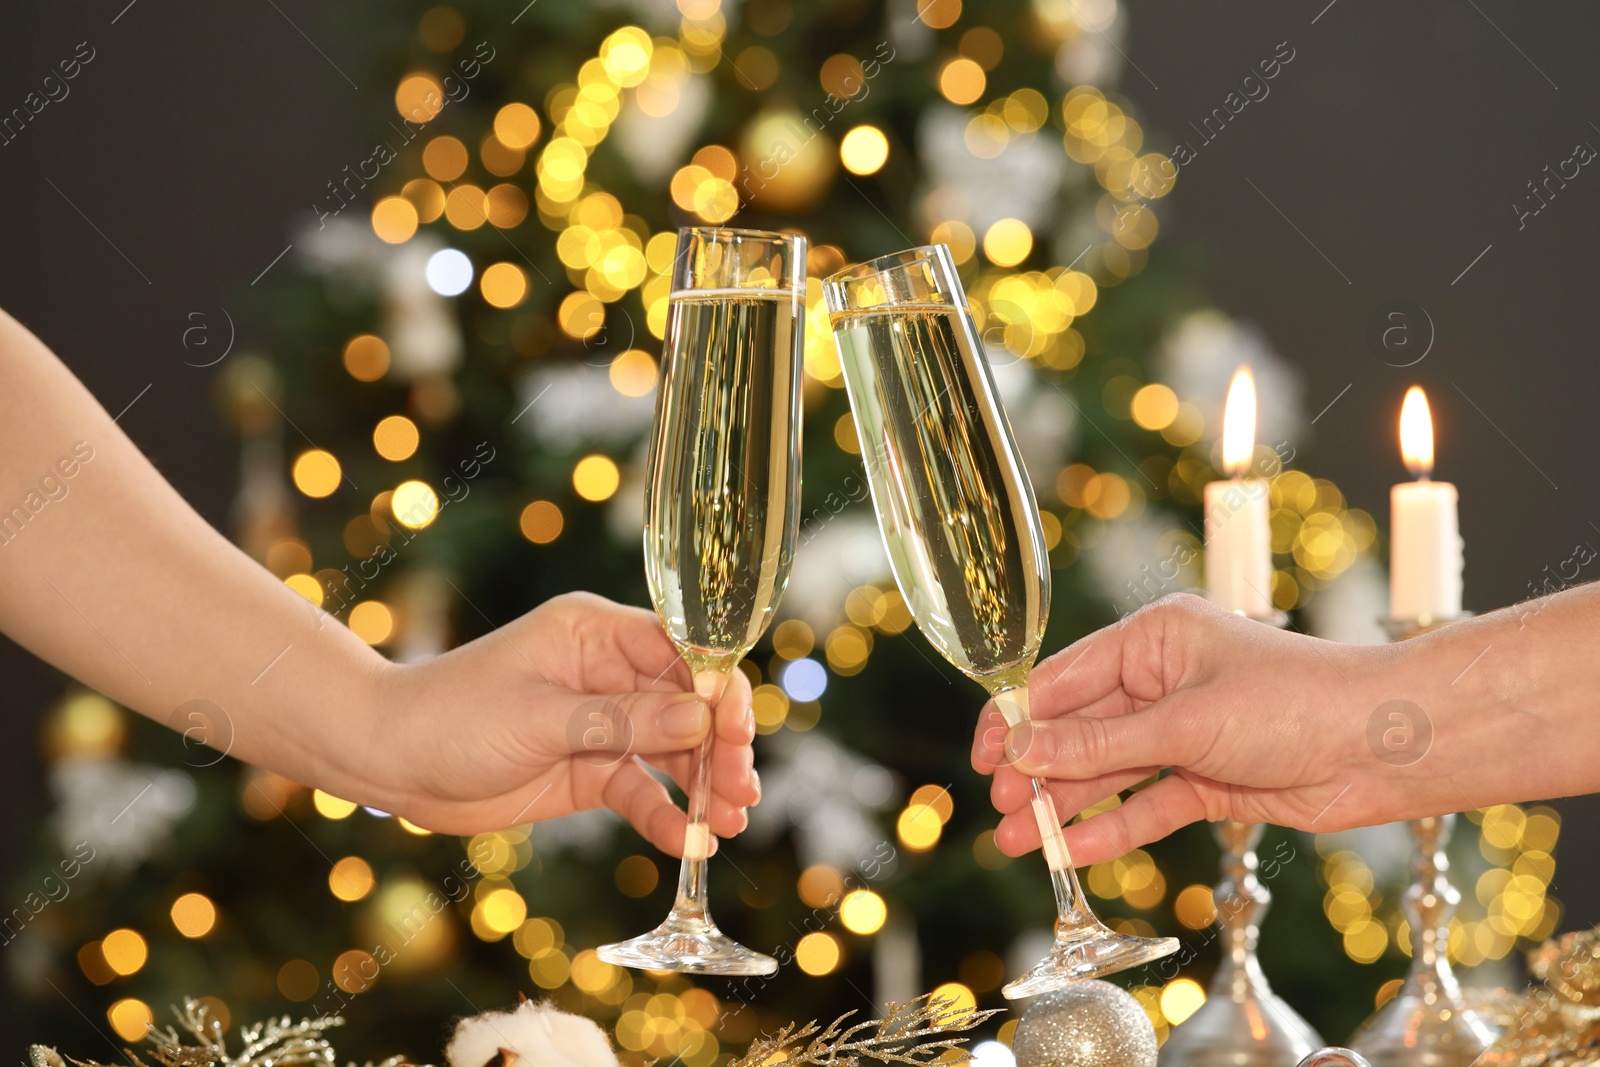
[1365,699,1433,767]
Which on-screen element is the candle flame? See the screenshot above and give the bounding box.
[1399,385,1434,478]
[1221,366,1256,476]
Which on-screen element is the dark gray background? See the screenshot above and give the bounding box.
[1,0,1595,1038]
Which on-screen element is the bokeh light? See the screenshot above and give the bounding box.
[277,959,319,1001]
[348,601,394,645]
[930,981,977,1017]
[983,218,1033,267]
[481,262,529,308]
[1131,384,1180,430]
[494,102,542,149]
[373,415,420,461]
[572,455,620,501]
[939,58,985,105]
[898,804,942,851]
[395,73,444,121]
[422,136,469,181]
[519,500,564,544]
[108,999,152,1041]
[292,449,342,498]
[371,196,419,244]
[313,790,357,819]
[608,349,658,396]
[839,889,888,935]
[918,0,962,30]
[329,856,376,902]
[170,893,216,938]
[444,185,488,229]
[615,855,659,898]
[101,928,148,976]
[779,657,827,701]
[343,334,390,381]
[840,126,889,175]
[1161,978,1206,1025]
[392,480,440,528]
[795,931,841,976]
[425,248,474,296]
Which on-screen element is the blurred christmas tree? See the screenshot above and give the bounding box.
[11,0,1565,1062]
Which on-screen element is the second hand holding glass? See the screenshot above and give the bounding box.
[824,245,1178,998]
[598,227,805,976]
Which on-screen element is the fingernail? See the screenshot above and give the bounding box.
[662,695,710,738]
[743,704,756,736]
[1006,723,1054,769]
[751,768,762,803]
[738,807,750,832]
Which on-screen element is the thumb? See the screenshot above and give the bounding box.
[559,690,710,766]
[1004,699,1194,781]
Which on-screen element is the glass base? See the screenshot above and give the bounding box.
[1002,925,1180,1000]
[598,916,778,977]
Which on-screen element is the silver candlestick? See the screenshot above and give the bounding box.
[1161,607,1319,1065]
[1158,820,1323,1067]
[1348,615,1498,1067]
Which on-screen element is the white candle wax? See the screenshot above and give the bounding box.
[1389,479,1463,622]
[1204,477,1273,617]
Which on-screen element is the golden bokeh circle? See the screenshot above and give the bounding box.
[292,450,342,498]
[170,893,217,938]
[371,196,418,244]
[519,500,564,544]
[840,125,890,176]
[494,102,543,149]
[373,415,420,461]
[572,455,620,502]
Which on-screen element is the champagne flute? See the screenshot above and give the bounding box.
[824,244,1177,997]
[598,227,805,976]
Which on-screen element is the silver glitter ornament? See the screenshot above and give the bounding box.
[1013,982,1159,1067]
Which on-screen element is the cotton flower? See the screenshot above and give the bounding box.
[446,998,620,1067]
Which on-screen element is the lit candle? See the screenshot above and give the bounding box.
[1204,367,1274,616]
[1389,386,1463,623]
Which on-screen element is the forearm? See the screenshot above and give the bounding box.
[1363,581,1600,817]
[0,309,385,790]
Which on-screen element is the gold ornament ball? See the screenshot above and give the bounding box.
[1013,982,1159,1067]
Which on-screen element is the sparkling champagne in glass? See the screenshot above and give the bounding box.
[824,244,1177,997]
[598,227,804,976]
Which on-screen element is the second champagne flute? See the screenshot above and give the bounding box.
[597,227,805,976]
[824,244,1178,998]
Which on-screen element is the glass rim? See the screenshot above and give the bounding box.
[822,243,954,287]
[678,225,806,246]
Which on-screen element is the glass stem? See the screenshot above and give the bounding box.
[669,669,725,925]
[993,684,1099,932]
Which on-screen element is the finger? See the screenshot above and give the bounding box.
[1026,595,1210,720]
[558,690,711,759]
[710,739,760,807]
[993,775,1205,863]
[1004,702,1195,780]
[651,742,759,812]
[707,792,750,838]
[1024,624,1140,722]
[972,707,1007,773]
[603,757,720,859]
[974,684,1152,774]
[540,592,691,694]
[715,668,756,746]
[1061,776,1208,864]
[990,764,1155,817]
